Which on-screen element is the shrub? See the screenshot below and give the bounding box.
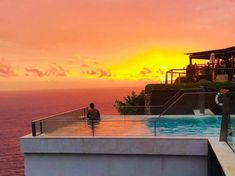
[114,90,145,115]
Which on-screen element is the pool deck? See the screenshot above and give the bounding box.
[209,138,235,176]
[22,114,235,176]
[20,135,235,176]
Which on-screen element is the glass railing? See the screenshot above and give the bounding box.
[227,115,235,152]
[32,107,88,136]
[31,115,223,137]
[227,92,235,152]
[31,90,235,139]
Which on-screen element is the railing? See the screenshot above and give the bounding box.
[32,107,88,136]
[30,116,223,137]
[165,69,186,84]
[118,89,217,115]
[116,105,161,116]
[49,90,219,136]
[227,115,235,152]
[30,91,234,146]
[31,90,219,136]
[157,91,217,118]
[226,92,235,152]
[165,68,235,84]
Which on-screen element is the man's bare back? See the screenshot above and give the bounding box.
[87,103,100,120]
[87,108,100,120]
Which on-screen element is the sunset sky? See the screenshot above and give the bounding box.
[0,0,235,90]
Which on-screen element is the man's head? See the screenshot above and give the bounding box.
[90,103,95,109]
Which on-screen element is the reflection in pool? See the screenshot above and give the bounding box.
[148,116,222,136]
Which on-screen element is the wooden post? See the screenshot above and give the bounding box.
[189,57,192,65]
[171,71,173,84]
[165,72,168,84]
[178,73,181,84]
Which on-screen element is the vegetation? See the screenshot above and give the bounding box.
[114,90,145,115]
[145,81,234,93]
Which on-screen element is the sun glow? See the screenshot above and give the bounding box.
[107,48,188,82]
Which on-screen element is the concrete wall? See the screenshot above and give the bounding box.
[21,137,208,176]
[25,154,207,176]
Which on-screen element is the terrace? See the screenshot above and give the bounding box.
[20,90,235,176]
[165,46,235,84]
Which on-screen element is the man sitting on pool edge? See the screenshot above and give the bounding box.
[87,102,101,120]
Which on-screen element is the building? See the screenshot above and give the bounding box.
[166,46,235,84]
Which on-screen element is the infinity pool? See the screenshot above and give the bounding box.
[45,115,223,137]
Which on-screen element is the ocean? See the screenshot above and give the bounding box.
[0,87,143,176]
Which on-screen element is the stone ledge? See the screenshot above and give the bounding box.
[21,136,208,156]
[209,138,235,176]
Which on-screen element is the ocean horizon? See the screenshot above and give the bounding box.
[0,87,143,176]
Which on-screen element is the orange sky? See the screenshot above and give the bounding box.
[0,0,235,90]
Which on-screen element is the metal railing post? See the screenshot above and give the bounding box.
[84,108,86,117]
[92,121,95,136]
[32,121,36,136]
[199,88,205,114]
[40,120,43,134]
[154,119,157,136]
[124,106,126,119]
[220,93,230,141]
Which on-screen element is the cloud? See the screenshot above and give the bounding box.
[0,60,15,77]
[83,70,97,75]
[45,65,66,77]
[82,68,111,78]
[25,68,44,77]
[98,69,111,77]
[25,64,66,77]
[156,68,165,75]
[140,67,152,75]
[80,64,89,68]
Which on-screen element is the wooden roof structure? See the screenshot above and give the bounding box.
[186,46,235,60]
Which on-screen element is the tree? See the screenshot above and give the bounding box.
[114,90,145,115]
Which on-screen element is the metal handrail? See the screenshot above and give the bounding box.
[32,107,88,136]
[157,91,217,118]
[32,106,88,122]
[117,88,205,109]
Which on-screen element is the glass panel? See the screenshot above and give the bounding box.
[227,115,235,152]
[32,107,88,136]
[227,92,235,152]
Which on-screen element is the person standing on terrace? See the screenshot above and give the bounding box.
[186,64,195,82]
[87,103,101,120]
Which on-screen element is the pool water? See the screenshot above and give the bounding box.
[45,115,223,137]
[148,116,222,136]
